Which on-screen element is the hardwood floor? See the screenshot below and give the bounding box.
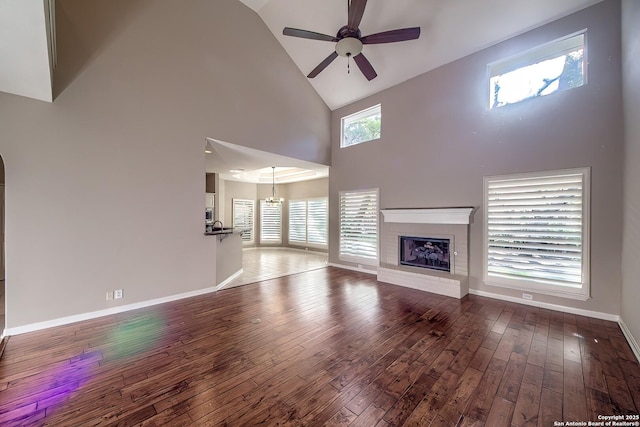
[1,279,5,335]
[0,267,638,426]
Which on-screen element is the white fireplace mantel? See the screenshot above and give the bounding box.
[380,208,475,225]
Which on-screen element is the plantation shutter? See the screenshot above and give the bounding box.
[339,189,378,263]
[288,200,307,244]
[260,200,282,244]
[233,199,254,245]
[307,199,328,245]
[486,171,586,287]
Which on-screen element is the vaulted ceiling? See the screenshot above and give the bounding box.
[239,0,604,109]
[0,0,54,102]
[1,0,604,109]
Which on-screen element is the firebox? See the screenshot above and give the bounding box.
[399,236,451,272]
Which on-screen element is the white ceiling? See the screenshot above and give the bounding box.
[0,0,53,102]
[0,0,606,107]
[240,0,604,110]
[205,139,329,184]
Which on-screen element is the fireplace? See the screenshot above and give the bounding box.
[378,208,475,299]
[400,236,450,272]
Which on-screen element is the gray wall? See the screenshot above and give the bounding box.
[215,233,242,285]
[621,0,640,348]
[329,0,624,316]
[287,178,329,200]
[0,0,330,329]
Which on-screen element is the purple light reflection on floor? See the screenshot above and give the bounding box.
[28,350,102,414]
[12,310,167,421]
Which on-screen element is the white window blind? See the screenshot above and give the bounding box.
[289,200,307,244]
[260,200,282,244]
[307,199,328,246]
[288,198,327,247]
[339,189,378,265]
[233,199,254,245]
[484,168,590,299]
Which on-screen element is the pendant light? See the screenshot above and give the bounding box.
[265,166,284,205]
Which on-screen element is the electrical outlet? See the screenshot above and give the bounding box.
[114,289,124,299]
[522,293,533,300]
[106,291,114,301]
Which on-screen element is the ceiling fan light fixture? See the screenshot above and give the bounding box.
[335,37,362,57]
[282,0,420,81]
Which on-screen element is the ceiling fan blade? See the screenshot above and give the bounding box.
[353,53,377,81]
[283,27,338,42]
[307,51,339,78]
[361,27,421,45]
[347,0,368,30]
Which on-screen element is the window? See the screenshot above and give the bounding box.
[289,200,307,244]
[339,189,378,265]
[307,199,328,246]
[484,168,590,300]
[341,104,381,148]
[232,199,255,245]
[289,198,328,248]
[260,200,282,244]
[489,32,585,109]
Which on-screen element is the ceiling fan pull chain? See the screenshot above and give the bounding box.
[348,55,351,74]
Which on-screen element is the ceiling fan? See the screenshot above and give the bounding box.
[282,0,420,81]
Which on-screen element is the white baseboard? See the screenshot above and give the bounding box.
[215,269,243,291]
[619,317,640,363]
[328,262,377,275]
[468,289,619,322]
[5,284,220,336]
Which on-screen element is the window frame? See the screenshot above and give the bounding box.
[340,104,382,148]
[259,200,282,245]
[488,30,587,109]
[288,197,328,249]
[483,167,591,300]
[339,188,379,266]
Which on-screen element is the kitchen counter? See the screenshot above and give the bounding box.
[204,226,251,237]
[204,226,235,236]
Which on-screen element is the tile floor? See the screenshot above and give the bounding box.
[221,247,328,290]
